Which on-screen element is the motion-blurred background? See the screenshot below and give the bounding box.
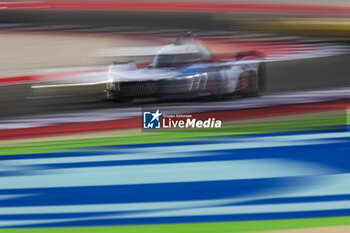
[0,1,350,233]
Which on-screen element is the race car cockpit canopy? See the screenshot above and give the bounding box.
[153,41,212,68]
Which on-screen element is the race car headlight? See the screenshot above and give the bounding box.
[106,79,115,90]
[175,76,192,80]
[175,73,208,80]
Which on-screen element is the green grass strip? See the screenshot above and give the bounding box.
[1,216,350,233]
[0,114,346,155]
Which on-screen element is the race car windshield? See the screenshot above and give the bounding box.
[154,53,202,67]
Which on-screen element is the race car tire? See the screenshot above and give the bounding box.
[243,63,267,97]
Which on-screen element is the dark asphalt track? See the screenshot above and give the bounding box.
[0,54,350,119]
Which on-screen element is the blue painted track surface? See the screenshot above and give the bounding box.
[1,131,350,228]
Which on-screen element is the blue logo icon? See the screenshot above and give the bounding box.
[143,109,162,129]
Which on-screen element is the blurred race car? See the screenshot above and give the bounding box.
[106,35,266,101]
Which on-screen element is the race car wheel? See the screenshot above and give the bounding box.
[243,63,267,97]
[257,63,267,93]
